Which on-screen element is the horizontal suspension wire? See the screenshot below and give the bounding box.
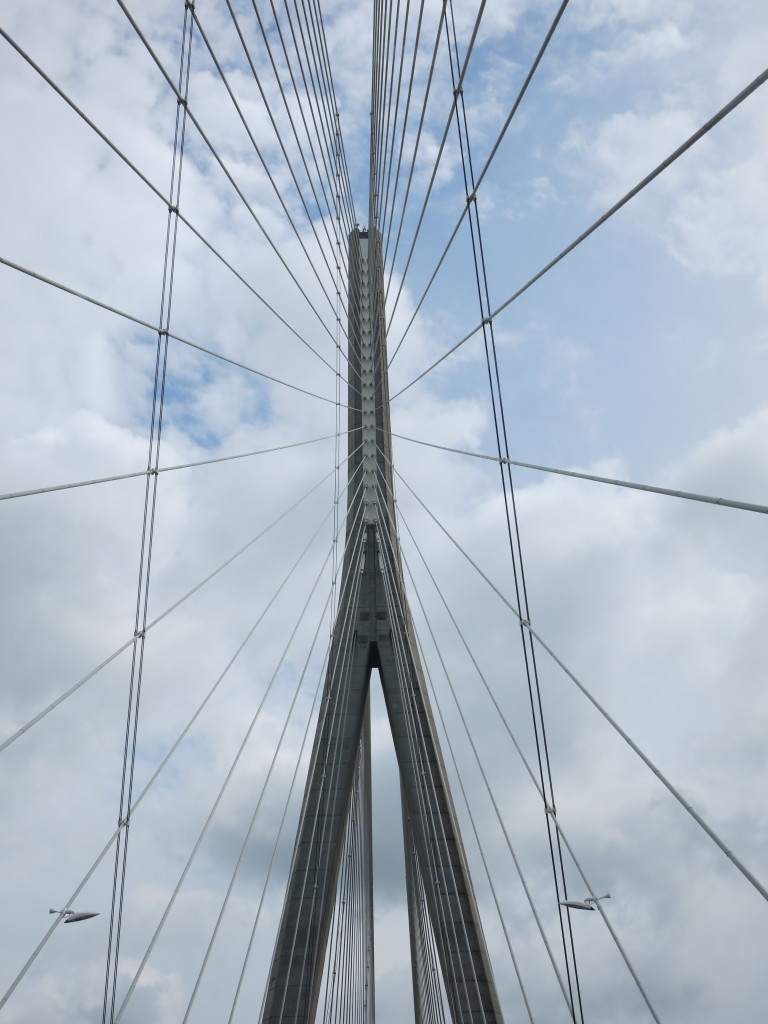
[391,64,768,400]
[391,433,768,514]
[394,465,768,906]
[0,464,344,755]
[0,433,347,503]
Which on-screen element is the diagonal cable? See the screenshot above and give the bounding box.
[392,65,768,399]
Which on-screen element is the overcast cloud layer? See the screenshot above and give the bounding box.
[1,1,767,1022]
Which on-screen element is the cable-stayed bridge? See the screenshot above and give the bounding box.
[1,2,767,1022]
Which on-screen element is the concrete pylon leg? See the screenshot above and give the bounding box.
[260,231,504,1024]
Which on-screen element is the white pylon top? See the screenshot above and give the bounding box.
[358,235,378,523]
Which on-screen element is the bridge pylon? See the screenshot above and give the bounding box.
[261,229,504,1024]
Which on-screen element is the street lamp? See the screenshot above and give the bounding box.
[560,893,611,911]
[49,908,100,923]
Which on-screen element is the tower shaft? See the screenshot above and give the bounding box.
[260,230,503,1024]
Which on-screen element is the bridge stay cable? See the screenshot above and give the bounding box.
[0,434,351,505]
[442,7,584,1018]
[402,558,539,1024]
[0,254,342,392]
[373,0,404,236]
[100,11,196,1017]
[0,19,348,375]
[178,483,370,1024]
[114,0,343,352]
[392,491,576,1017]
[219,0,354,318]
[387,0,571,365]
[306,0,360,221]
[373,484,498,1020]
[226,652,328,1024]
[377,0,415,253]
[383,0,488,336]
[272,0,358,234]
[0,462,353,757]
[393,482,659,1023]
[379,3,446,287]
[0,451,366,1012]
[392,63,768,401]
[392,432,768,515]
[379,0,426,272]
[394,465,768,906]
[115,514,339,1022]
[188,7,345,333]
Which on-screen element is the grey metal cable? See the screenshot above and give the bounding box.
[0,433,348,503]
[384,0,487,328]
[398,509,574,1017]
[221,0,353,318]
[114,504,335,1021]
[392,63,768,399]
[382,2,447,288]
[115,0,341,350]
[380,0,426,264]
[391,432,768,515]
[0,465,343,755]
[0,255,339,397]
[189,8,341,324]
[227,650,327,1024]
[396,465,768,905]
[403,561,538,1024]
[0,29,339,375]
[387,0,571,364]
[179,588,335,1024]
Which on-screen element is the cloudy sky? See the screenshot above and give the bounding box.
[1,0,767,1021]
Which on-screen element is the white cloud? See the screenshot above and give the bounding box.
[1,1,767,1022]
